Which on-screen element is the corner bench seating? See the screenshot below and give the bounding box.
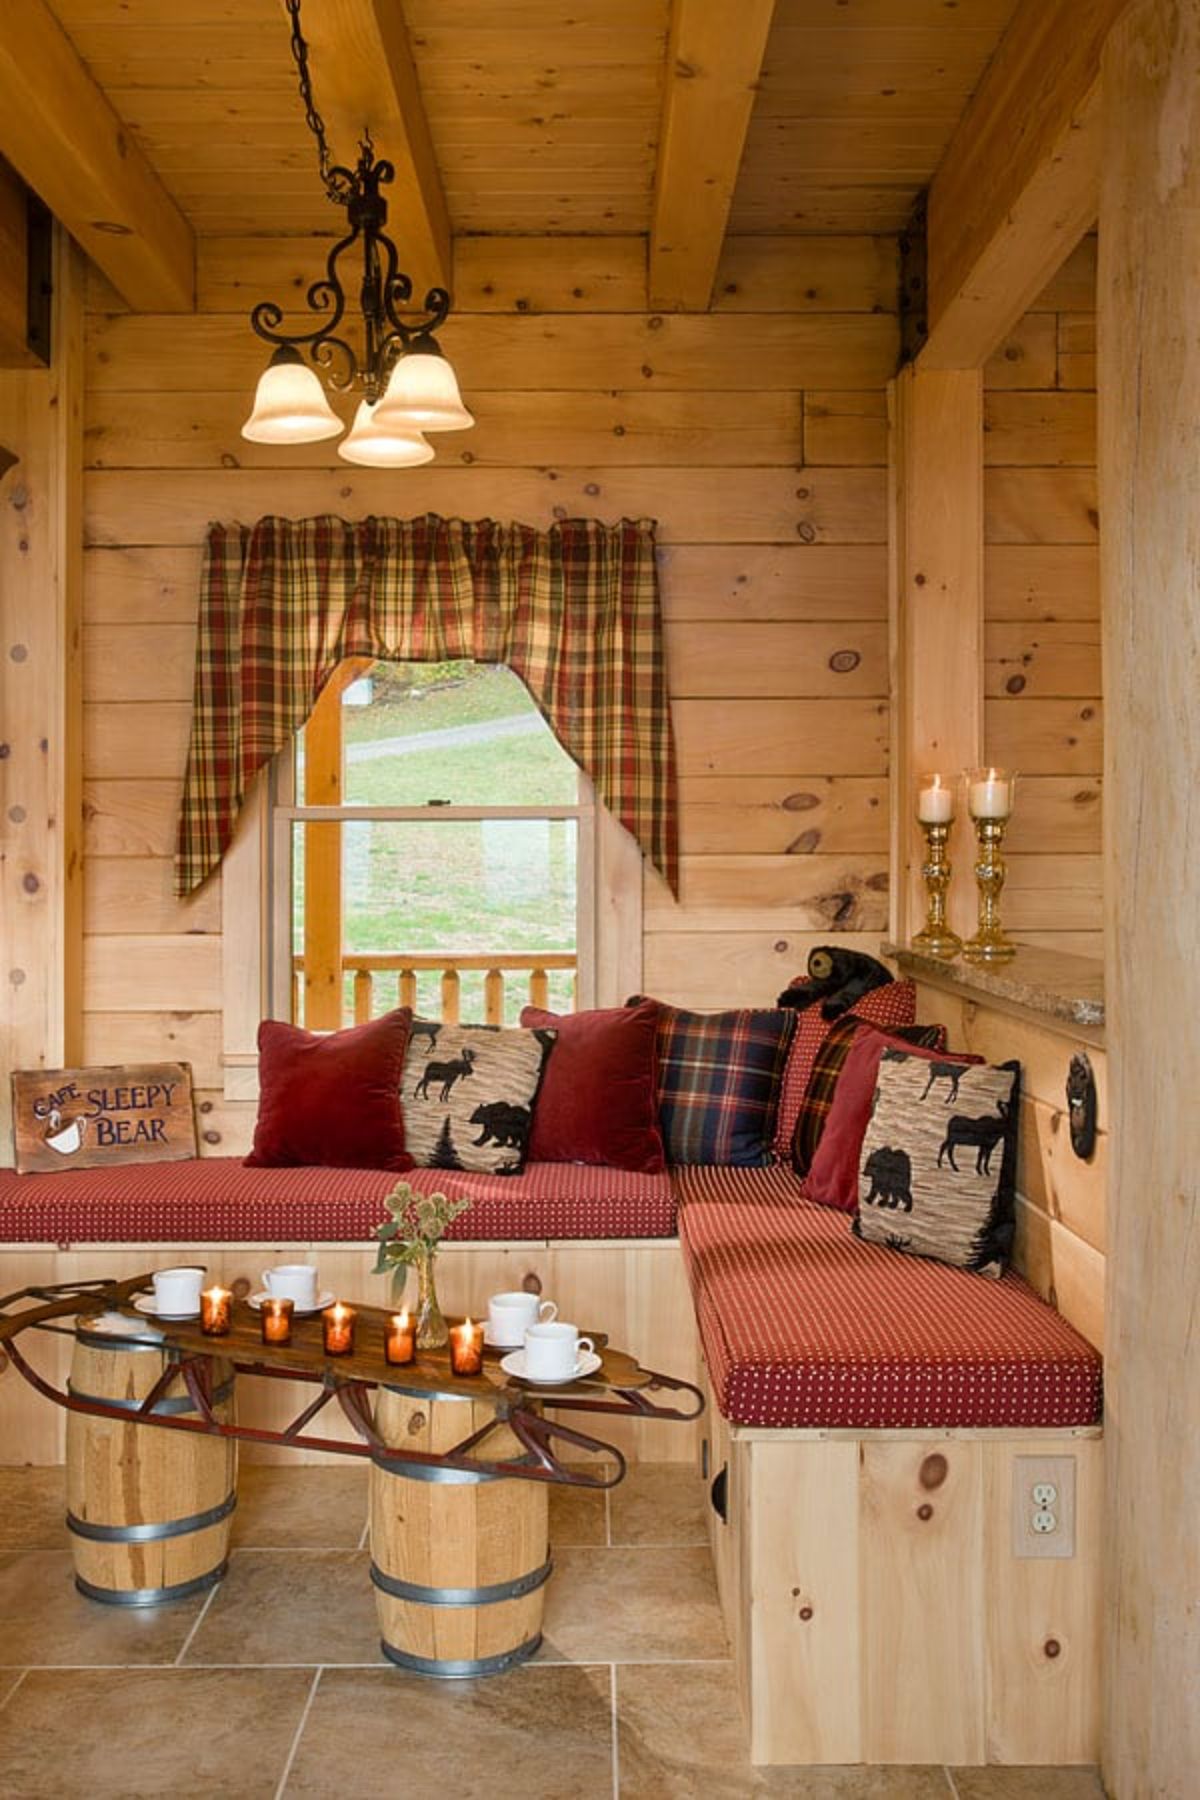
[0,1152,1103,1769]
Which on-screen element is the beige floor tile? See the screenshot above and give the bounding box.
[0,1666,312,1800]
[617,1662,952,1797]
[0,1550,209,1666]
[548,1475,607,1547]
[0,1469,68,1552]
[231,1465,369,1549]
[950,1772,1106,1799]
[284,1662,614,1798]
[610,1461,708,1546]
[183,1549,380,1665]
[540,1545,726,1662]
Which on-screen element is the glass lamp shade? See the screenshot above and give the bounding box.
[338,400,435,467]
[241,347,343,444]
[373,348,474,432]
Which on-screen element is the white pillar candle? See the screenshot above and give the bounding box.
[969,770,1011,818]
[917,777,954,823]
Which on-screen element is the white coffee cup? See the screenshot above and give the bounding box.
[487,1290,557,1346]
[262,1264,319,1310]
[524,1320,594,1381]
[150,1266,205,1315]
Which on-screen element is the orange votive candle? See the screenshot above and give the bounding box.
[261,1296,294,1345]
[322,1300,355,1356]
[385,1310,414,1365]
[449,1316,484,1377]
[200,1286,232,1336]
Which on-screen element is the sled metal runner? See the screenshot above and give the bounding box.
[0,1277,703,1492]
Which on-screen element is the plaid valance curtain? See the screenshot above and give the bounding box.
[175,513,677,896]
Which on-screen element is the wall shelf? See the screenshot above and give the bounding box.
[883,941,1105,1035]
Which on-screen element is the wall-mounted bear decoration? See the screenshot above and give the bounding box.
[1066,1052,1098,1161]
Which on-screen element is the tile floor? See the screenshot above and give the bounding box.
[0,1462,1108,1800]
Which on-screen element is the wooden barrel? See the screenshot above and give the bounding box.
[370,1382,549,1677]
[66,1324,237,1606]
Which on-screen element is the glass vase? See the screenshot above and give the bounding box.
[411,1245,448,1350]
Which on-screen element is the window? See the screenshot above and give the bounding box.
[271,657,590,1030]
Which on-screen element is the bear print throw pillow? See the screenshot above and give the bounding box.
[853,1048,1020,1277]
[401,1021,556,1175]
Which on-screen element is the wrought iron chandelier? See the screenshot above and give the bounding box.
[241,0,472,466]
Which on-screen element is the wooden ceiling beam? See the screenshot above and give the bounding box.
[921,0,1131,369]
[0,1,193,314]
[650,0,777,312]
[300,0,451,299]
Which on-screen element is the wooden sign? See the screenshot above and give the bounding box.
[10,1063,197,1175]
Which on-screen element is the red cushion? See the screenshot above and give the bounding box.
[803,1029,983,1212]
[676,1165,1102,1430]
[0,1160,678,1244]
[246,1010,414,1171]
[773,980,917,1158]
[520,1001,665,1172]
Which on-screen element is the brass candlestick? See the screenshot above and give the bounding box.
[963,813,1016,964]
[912,820,962,959]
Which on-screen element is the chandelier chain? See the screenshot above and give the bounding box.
[285,0,345,204]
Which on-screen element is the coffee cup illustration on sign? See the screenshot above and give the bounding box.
[43,1109,87,1157]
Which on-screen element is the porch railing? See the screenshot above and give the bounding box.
[292,952,578,1027]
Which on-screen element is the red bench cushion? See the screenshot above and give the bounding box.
[676,1165,1102,1430]
[0,1160,677,1245]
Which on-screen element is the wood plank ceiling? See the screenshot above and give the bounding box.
[44,0,1020,251]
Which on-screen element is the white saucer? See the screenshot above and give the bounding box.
[499,1348,602,1385]
[133,1294,199,1321]
[247,1289,334,1317]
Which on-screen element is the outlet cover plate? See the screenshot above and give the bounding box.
[1013,1455,1076,1558]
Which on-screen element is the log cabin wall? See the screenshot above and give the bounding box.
[80,233,901,1155]
[984,234,1101,958]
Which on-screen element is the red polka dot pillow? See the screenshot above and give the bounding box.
[772,978,917,1161]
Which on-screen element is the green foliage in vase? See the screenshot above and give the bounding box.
[370,1179,472,1280]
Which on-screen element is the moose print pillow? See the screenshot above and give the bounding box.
[853,1048,1020,1278]
[401,1021,557,1175]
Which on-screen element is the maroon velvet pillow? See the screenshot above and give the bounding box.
[246,1008,415,1170]
[519,1001,665,1172]
[802,1028,982,1212]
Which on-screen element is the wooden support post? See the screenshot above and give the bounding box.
[888,365,984,945]
[302,666,353,1031]
[0,228,83,1159]
[1099,4,1200,1792]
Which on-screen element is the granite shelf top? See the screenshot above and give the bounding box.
[883,941,1105,1030]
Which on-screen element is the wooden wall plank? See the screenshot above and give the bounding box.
[84,467,887,550]
[658,545,887,622]
[1002,777,1102,855]
[983,392,1097,466]
[982,314,1058,389]
[86,312,900,395]
[647,858,889,933]
[1018,1095,1107,1254]
[984,470,1099,544]
[83,623,195,702]
[713,236,899,313]
[81,1010,223,1090]
[1002,857,1104,932]
[83,545,201,624]
[673,699,888,776]
[83,935,222,1012]
[1014,1197,1104,1351]
[984,622,1102,698]
[676,776,888,856]
[667,622,887,698]
[83,857,218,936]
[84,703,192,779]
[985,546,1099,622]
[83,782,180,858]
[643,929,882,1010]
[986,699,1102,774]
[803,392,888,466]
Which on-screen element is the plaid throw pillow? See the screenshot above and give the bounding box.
[790,1017,948,1178]
[643,1004,796,1166]
[773,978,918,1160]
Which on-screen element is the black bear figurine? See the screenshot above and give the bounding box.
[776,945,894,1021]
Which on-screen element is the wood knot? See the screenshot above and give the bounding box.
[1044,1638,1061,1659]
[798,1604,814,1621]
[916,1502,934,1521]
[919,1452,948,1490]
[829,649,860,674]
[408,1411,427,1435]
[522,1271,543,1295]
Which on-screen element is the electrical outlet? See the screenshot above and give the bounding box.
[1013,1455,1076,1558]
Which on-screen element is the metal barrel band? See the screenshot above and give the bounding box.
[379,1633,542,1680]
[370,1450,538,1485]
[74,1327,167,1354]
[66,1490,237,1544]
[67,1376,235,1416]
[379,1380,476,1404]
[369,1555,552,1609]
[73,1561,229,1608]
